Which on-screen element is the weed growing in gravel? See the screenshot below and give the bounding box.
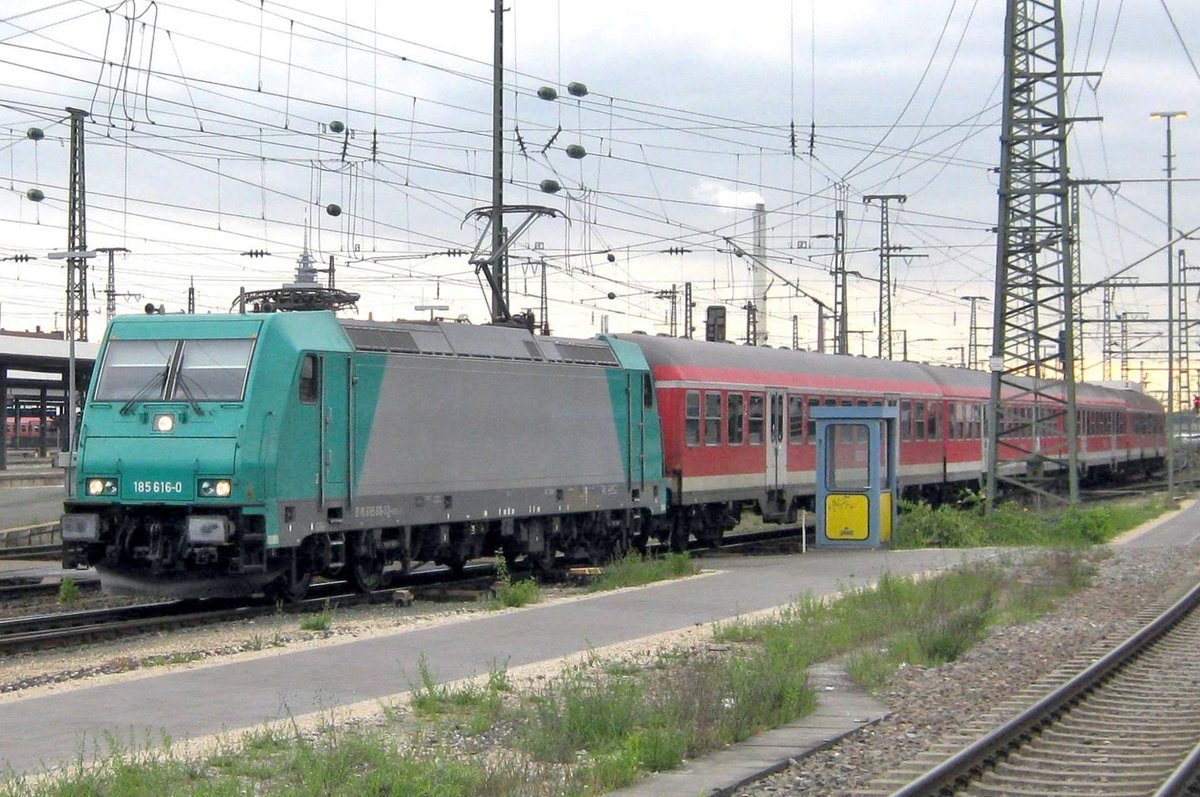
[57,577,79,606]
[299,602,334,632]
[520,636,813,786]
[410,656,513,734]
[588,551,696,591]
[488,556,542,609]
[144,652,203,668]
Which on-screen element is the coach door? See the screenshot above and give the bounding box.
[626,371,647,494]
[319,353,352,518]
[766,389,786,491]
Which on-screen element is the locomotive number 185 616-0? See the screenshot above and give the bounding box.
[133,480,184,494]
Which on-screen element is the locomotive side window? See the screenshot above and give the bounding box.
[728,393,745,445]
[704,392,722,445]
[171,339,255,401]
[685,390,700,446]
[788,395,804,444]
[747,393,765,445]
[299,354,320,404]
[642,373,654,409]
[94,339,175,401]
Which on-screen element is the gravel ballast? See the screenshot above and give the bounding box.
[730,542,1200,797]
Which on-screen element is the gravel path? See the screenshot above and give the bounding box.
[731,542,1200,797]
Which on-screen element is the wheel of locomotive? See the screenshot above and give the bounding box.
[265,539,318,602]
[265,569,312,602]
[347,529,386,593]
[438,554,468,576]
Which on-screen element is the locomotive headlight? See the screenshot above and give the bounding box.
[198,479,232,498]
[86,477,118,496]
[153,413,175,433]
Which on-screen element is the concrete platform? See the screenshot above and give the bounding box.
[0,546,996,777]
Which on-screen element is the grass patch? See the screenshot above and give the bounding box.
[520,638,814,787]
[488,557,542,609]
[144,652,204,668]
[298,603,333,632]
[410,656,513,734]
[57,577,80,606]
[588,551,697,592]
[892,495,1175,549]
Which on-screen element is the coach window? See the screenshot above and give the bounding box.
[685,390,701,446]
[913,401,926,440]
[705,392,722,445]
[788,395,804,444]
[748,393,765,445]
[299,354,319,404]
[807,397,819,440]
[927,403,940,440]
[728,393,745,445]
[900,400,912,441]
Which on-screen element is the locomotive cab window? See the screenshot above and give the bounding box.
[299,354,320,404]
[642,373,654,408]
[94,339,175,401]
[171,339,255,402]
[95,338,254,403]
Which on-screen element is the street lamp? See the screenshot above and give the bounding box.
[1151,109,1186,502]
[47,248,96,496]
[415,304,449,321]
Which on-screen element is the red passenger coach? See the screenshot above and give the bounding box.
[613,334,946,524]
[612,334,1168,545]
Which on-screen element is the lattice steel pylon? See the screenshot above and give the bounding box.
[66,107,89,342]
[985,0,1080,507]
[1178,250,1192,419]
[1069,184,1084,379]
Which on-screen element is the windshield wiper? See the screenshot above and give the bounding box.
[118,371,167,416]
[173,374,206,416]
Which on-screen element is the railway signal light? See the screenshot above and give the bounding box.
[705,305,726,342]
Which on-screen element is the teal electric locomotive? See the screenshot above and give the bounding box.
[61,312,668,599]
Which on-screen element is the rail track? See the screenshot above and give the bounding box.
[0,525,805,656]
[867,578,1200,796]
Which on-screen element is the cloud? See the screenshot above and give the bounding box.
[691,180,765,212]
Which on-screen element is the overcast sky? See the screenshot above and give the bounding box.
[1,0,1197,385]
